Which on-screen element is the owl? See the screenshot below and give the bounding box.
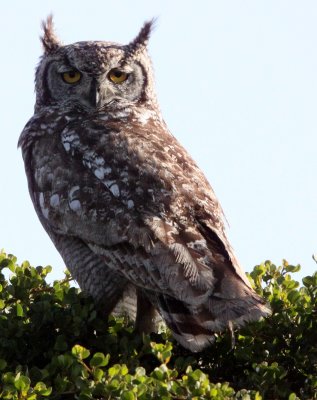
[19,16,270,352]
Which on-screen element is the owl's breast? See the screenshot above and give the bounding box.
[21,109,224,248]
[28,130,124,244]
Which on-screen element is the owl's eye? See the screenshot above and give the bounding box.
[108,69,129,84]
[61,70,82,84]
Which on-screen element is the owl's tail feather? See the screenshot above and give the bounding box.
[157,294,216,352]
[206,292,271,330]
[157,291,270,352]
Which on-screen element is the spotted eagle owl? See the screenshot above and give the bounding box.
[19,17,270,352]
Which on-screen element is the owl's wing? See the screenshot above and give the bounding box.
[57,115,270,349]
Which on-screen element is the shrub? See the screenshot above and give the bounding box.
[0,250,316,399]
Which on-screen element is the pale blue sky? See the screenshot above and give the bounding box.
[1,1,316,281]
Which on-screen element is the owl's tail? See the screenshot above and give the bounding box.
[156,289,270,352]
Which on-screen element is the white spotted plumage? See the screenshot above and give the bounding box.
[19,16,270,352]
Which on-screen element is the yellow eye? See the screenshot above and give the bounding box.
[108,69,129,84]
[61,70,82,84]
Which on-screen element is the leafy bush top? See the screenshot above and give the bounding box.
[0,250,316,399]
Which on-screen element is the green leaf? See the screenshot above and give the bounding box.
[284,264,301,273]
[90,352,110,367]
[56,354,74,369]
[14,373,30,392]
[302,276,313,287]
[121,364,129,376]
[16,303,23,317]
[34,382,52,396]
[287,290,300,304]
[72,345,90,360]
[121,391,135,400]
[93,367,104,381]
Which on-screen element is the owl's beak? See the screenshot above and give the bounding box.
[95,90,101,107]
[86,78,105,109]
[96,74,121,109]
[95,83,110,109]
[92,78,115,109]
[87,79,101,108]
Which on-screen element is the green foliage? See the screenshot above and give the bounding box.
[0,250,316,399]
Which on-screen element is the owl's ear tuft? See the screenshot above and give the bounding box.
[123,18,156,63]
[41,15,61,54]
[132,19,156,49]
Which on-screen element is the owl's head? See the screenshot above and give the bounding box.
[35,16,157,112]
